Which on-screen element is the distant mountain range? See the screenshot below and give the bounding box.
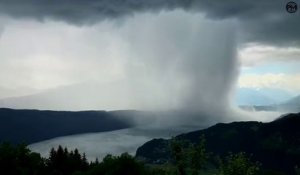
[280,95,300,111]
[0,84,298,111]
[240,95,300,112]
[135,112,300,174]
[0,108,144,145]
[0,86,38,99]
[0,82,134,111]
[235,88,296,106]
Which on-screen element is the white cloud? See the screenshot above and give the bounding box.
[238,73,300,92]
[238,44,300,67]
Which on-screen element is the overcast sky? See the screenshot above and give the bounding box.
[0,0,299,111]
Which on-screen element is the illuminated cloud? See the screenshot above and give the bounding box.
[238,73,300,92]
[239,44,300,67]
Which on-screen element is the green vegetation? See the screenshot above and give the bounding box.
[0,138,296,175]
[170,135,209,175]
[136,113,300,174]
[168,136,261,175]
[0,142,150,175]
[219,152,260,175]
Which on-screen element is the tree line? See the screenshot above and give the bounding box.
[0,136,298,175]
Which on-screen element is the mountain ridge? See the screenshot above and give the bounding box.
[136,112,300,174]
[0,108,137,145]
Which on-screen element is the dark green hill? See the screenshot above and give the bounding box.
[0,108,134,145]
[136,113,300,174]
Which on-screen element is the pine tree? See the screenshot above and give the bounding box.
[189,135,208,175]
[81,153,89,170]
[170,138,186,175]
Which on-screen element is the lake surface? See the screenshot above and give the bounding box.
[29,125,202,161]
[29,110,282,161]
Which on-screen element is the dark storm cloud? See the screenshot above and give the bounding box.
[0,0,299,45]
[195,0,300,46]
[0,0,194,24]
[0,0,281,21]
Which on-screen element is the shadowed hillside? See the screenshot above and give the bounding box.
[136,112,300,174]
[0,108,135,145]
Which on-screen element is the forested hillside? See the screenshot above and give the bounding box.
[136,113,300,174]
[0,108,133,144]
